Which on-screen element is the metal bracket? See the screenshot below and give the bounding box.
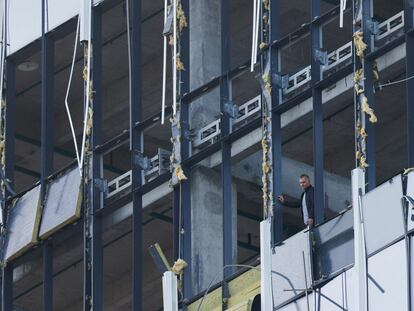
[223,100,239,119]
[134,151,152,170]
[162,11,174,36]
[94,178,108,193]
[272,73,290,89]
[366,19,379,35]
[313,48,328,65]
[183,129,196,141]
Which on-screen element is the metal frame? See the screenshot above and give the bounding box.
[362,0,377,191]
[129,0,144,310]
[2,1,413,309]
[311,0,325,224]
[41,0,55,309]
[270,0,283,243]
[176,0,191,300]
[220,0,233,304]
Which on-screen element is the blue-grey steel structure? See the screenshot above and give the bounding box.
[0,0,412,310]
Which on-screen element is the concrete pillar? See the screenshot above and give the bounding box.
[189,0,221,131]
[190,166,237,295]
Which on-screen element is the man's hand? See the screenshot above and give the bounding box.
[307,218,314,226]
[278,195,285,204]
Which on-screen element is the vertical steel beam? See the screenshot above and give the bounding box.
[311,0,324,224]
[405,0,414,167]
[43,242,53,311]
[1,262,12,311]
[362,0,376,191]
[220,0,233,285]
[177,0,191,299]
[90,6,103,311]
[405,3,414,310]
[130,0,143,310]
[270,0,283,243]
[2,56,15,311]
[4,60,15,193]
[41,2,54,310]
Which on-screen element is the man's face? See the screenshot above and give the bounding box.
[299,177,310,190]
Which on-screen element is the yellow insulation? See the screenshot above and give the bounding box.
[361,96,378,123]
[353,31,367,58]
[171,258,187,275]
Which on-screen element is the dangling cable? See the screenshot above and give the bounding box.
[125,0,133,149]
[161,0,168,124]
[250,0,257,72]
[172,0,177,115]
[64,16,81,173]
[79,29,92,174]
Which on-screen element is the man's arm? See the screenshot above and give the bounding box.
[278,195,301,208]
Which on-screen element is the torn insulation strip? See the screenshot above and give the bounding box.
[353,31,367,58]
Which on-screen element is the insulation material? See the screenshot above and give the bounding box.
[4,185,42,262]
[353,31,367,58]
[361,96,377,123]
[171,258,187,275]
[39,167,83,239]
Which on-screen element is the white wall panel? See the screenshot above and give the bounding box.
[367,240,408,311]
[271,230,312,307]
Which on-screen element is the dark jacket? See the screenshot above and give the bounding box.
[284,185,315,221]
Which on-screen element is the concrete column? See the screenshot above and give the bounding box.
[189,0,221,131]
[190,166,237,295]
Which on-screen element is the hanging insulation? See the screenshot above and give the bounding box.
[353,31,367,58]
[171,258,187,275]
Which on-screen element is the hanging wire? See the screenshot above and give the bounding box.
[378,75,414,88]
[64,16,82,173]
[125,0,133,149]
[161,0,168,124]
[79,25,93,174]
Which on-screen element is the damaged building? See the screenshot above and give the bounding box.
[0,0,413,310]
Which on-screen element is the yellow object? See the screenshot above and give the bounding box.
[176,54,185,71]
[177,1,187,33]
[361,96,378,123]
[171,258,187,275]
[262,73,272,94]
[187,267,260,311]
[404,167,414,175]
[175,165,187,181]
[360,155,369,169]
[353,31,367,58]
[259,42,266,50]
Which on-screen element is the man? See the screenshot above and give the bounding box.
[278,174,315,228]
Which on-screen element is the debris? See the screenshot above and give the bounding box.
[353,31,367,58]
[174,166,187,181]
[171,258,187,275]
[361,96,378,123]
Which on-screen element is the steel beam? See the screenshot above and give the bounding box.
[172,0,192,300]
[270,0,283,243]
[362,0,376,191]
[42,241,53,311]
[406,0,414,167]
[220,0,233,289]
[311,0,325,224]
[1,262,12,311]
[41,1,55,309]
[90,6,104,311]
[130,0,143,310]
[4,60,15,193]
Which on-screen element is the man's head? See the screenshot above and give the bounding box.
[299,174,311,190]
